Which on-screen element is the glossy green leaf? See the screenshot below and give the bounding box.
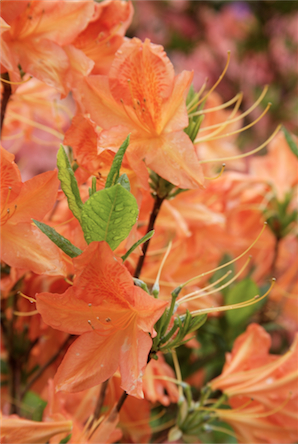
[121,230,154,262]
[81,184,138,250]
[117,173,130,192]
[225,278,262,326]
[283,126,298,158]
[57,145,83,222]
[33,219,82,258]
[105,135,130,188]
[21,391,47,421]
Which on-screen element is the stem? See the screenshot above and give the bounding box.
[21,334,73,398]
[134,195,165,278]
[116,391,128,412]
[1,73,12,135]
[89,379,109,429]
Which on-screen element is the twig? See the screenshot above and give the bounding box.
[1,73,12,135]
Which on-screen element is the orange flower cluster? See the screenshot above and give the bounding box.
[1,1,297,443]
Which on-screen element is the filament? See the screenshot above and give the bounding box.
[17,291,36,303]
[204,163,225,180]
[199,125,281,164]
[197,85,269,133]
[177,270,232,305]
[190,278,275,317]
[172,350,183,398]
[97,23,122,46]
[6,111,64,140]
[196,51,231,107]
[1,188,12,215]
[13,310,39,316]
[178,257,251,306]
[125,409,166,426]
[196,102,271,143]
[1,76,32,85]
[153,240,172,289]
[179,223,267,289]
[1,132,24,140]
[204,424,237,439]
[187,79,208,113]
[189,92,242,117]
[65,278,73,286]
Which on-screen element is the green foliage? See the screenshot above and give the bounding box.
[282,126,298,158]
[59,435,72,444]
[224,278,264,326]
[105,135,130,188]
[81,184,138,250]
[32,220,82,258]
[57,146,83,223]
[117,173,131,192]
[121,230,154,262]
[20,391,47,422]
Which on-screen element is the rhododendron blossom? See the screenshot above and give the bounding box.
[36,241,167,397]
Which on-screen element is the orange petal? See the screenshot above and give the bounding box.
[1,222,67,276]
[0,146,22,208]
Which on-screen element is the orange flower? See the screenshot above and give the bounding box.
[79,38,204,189]
[0,413,72,444]
[73,0,134,75]
[210,323,298,443]
[36,241,168,398]
[1,0,95,94]
[0,147,67,275]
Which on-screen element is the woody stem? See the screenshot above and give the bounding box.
[134,194,165,278]
[1,73,12,136]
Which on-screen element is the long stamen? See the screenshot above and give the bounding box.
[13,310,39,316]
[196,102,271,143]
[172,350,183,399]
[0,205,17,225]
[96,23,122,46]
[152,240,172,295]
[177,270,232,305]
[196,51,231,107]
[1,76,32,85]
[187,79,208,113]
[204,163,225,180]
[190,278,275,317]
[6,111,64,139]
[17,291,36,304]
[189,92,242,118]
[197,85,269,133]
[199,125,281,164]
[178,223,267,290]
[1,132,24,141]
[178,257,251,306]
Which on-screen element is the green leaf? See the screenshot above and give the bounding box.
[224,278,263,326]
[57,145,83,222]
[105,135,130,188]
[59,435,72,444]
[21,391,47,421]
[210,254,235,298]
[121,230,154,262]
[283,126,298,158]
[81,183,138,250]
[33,219,82,258]
[117,173,130,192]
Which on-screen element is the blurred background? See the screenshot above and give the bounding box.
[129,0,298,146]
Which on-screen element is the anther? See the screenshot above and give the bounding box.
[105,317,111,322]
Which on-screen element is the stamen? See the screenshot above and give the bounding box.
[17,291,36,304]
[54,217,76,227]
[1,76,32,85]
[153,240,172,293]
[65,278,73,286]
[197,85,269,133]
[172,350,183,398]
[196,102,271,143]
[190,278,275,317]
[7,111,64,140]
[189,92,242,117]
[0,205,17,226]
[1,132,24,141]
[119,98,148,132]
[196,51,231,107]
[187,78,208,113]
[178,257,251,306]
[96,23,122,46]
[177,270,232,305]
[13,310,39,316]
[178,223,267,289]
[199,125,281,164]
[123,409,166,426]
[204,163,225,180]
[203,424,237,439]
